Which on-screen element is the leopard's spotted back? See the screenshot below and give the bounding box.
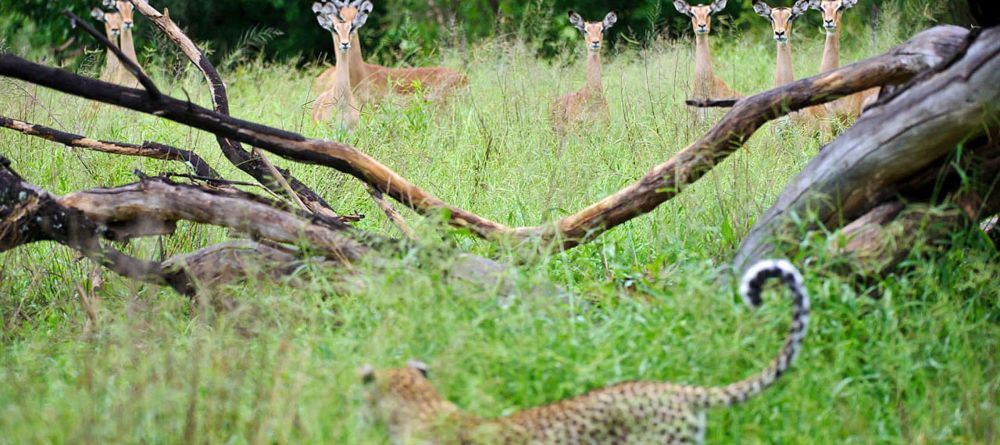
[361,260,809,444]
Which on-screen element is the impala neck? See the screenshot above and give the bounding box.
[694,34,716,96]
[820,29,840,73]
[120,28,139,65]
[333,46,354,107]
[584,50,603,95]
[775,41,794,87]
[348,33,367,84]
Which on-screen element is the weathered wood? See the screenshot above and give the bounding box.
[162,241,303,291]
[0,26,968,251]
[0,115,220,179]
[0,157,195,294]
[58,178,368,261]
[733,27,1000,273]
[0,155,376,295]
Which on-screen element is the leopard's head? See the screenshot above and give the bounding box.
[359,361,460,439]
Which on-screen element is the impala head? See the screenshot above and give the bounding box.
[754,1,810,43]
[568,11,617,52]
[673,0,727,35]
[110,0,135,31]
[313,0,372,52]
[808,0,857,31]
[91,8,122,38]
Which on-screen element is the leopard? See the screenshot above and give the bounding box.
[359,259,809,444]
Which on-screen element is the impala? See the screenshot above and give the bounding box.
[100,0,146,87]
[673,0,740,115]
[312,0,467,104]
[549,11,617,134]
[808,0,878,121]
[754,0,831,136]
[311,1,371,129]
[90,7,123,83]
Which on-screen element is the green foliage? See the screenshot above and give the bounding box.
[1,17,998,443]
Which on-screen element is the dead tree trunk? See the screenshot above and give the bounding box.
[733,27,1000,276]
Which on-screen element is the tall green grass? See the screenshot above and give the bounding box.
[1,20,998,444]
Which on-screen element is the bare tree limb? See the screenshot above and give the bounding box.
[58,178,369,261]
[0,26,970,251]
[0,115,220,179]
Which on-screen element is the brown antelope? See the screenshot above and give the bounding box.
[549,11,617,134]
[753,1,831,136]
[672,0,740,108]
[90,7,123,83]
[807,0,878,121]
[311,1,370,129]
[312,1,467,104]
[108,0,146,86]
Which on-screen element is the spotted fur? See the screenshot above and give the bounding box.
[360,259,810,444]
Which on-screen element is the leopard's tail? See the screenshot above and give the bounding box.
[692,259,810,408]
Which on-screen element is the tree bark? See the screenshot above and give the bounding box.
[733,27,1000,274]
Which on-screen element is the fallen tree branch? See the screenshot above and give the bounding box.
[0,115,220,179]
[127,0,342,222]
[58,177,369,261]
[0,26,970,250]
[0,156,195,294]
[733,27,1000,273]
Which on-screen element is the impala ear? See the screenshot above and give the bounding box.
[312,2,324,13]
[841,0,858,9]
[358,1,373,15]
[672,0,692,17]
[710,0,728,13]
[753,2,772,18]
[602,12,617,30]
[806,0,822,10]
[359,365,375,384]
[102,0,116,9]
[332,0,349,8]
[91,7,106,21]
[568,11,585,32]
[407,360,429,378]
[354,2,372,28]
[316,14,334,31]
[790,0,810,19]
